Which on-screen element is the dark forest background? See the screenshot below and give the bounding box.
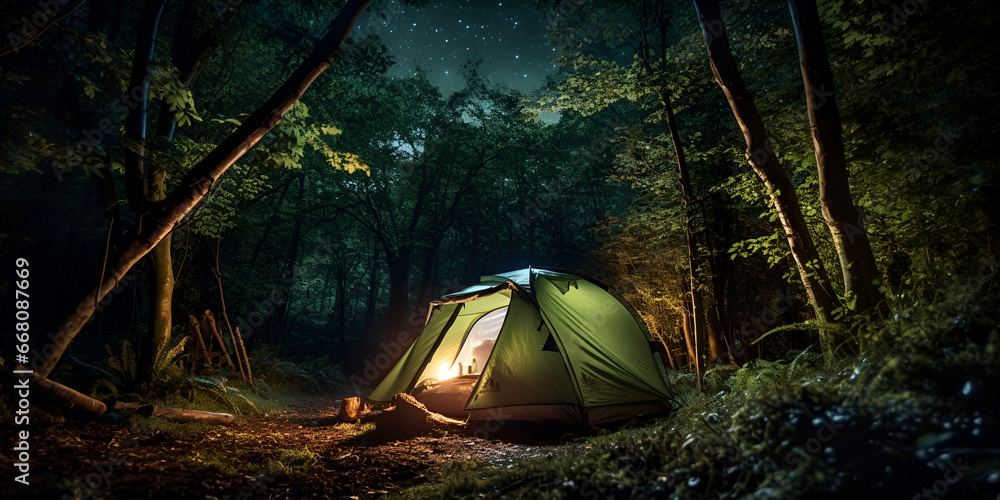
[0,0,997,395]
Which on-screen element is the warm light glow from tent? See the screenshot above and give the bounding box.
[437,362,457,381]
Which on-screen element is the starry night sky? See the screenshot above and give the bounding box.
[353,0,559,96]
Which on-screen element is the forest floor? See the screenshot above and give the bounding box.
[5,395,566,499]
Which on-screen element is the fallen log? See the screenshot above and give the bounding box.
[115,402,235,425]
[373,393,465,441]
[32,373,108,418]
[2,356,107,419]
[153,406,235,425]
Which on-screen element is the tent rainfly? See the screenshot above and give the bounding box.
[368,267,672,425]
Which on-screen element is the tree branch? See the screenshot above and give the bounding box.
[33,0,373,378]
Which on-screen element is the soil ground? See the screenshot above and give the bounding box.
[1,396,565,499]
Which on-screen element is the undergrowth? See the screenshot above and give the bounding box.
[399,295,1000,499]
[82,342,353,427]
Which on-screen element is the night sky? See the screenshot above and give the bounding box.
[353,0,559,97]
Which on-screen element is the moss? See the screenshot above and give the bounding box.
[332,420,376,440]
[268,447,320,474]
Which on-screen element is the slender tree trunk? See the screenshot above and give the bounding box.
[123,0,167,213]
[363,244,381,333]
[385,246,412,340]
[663,96,720,373]
[337,261,347,351]
[414,246,438,318]
[693,0,846,357]
[107,0,125,45]
[32,0,373,378]
[121,0,168,385]
[250,179,292,266]
[85,0,111,34]
[210,239,248,384]
[707,184,737,361]
[274,178,304,343]
[144,167,173,378]
[318,265,333,316]
[142,0,242,386]
[154,0,242,143]
[649,2,725,372]
[680,300,696,372]
[789,0,884,315]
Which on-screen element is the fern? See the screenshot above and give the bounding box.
[752,320,850,345]
[105,340,137,385]
[69,353,122,386]
[152,336,189,379]
[87,378,119,399]
[788,346,822,377]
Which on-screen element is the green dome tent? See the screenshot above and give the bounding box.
[368,267,673,425]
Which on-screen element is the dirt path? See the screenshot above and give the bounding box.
[2,396,563,499]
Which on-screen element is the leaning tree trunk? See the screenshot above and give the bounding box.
[789,0,884,316]
[693,0,846,357]
[32,0,373,378]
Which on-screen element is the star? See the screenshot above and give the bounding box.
[376,0,557,96]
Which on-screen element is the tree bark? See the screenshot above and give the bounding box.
[385,246,412,341]
[363,244,381,333]
[663,96,715,376]
[648,1,725,373]
[707,179,737,361]
[202,310,236,369]
[337,260,347,351]
[30,373,107,418]
[693,0,845,356]
[680,295,696,372]
[122,0,167,213]
[788,0,884,315]
[144,1,244,385]
[116,403,236,425]
[120,0,170,387]
[249,178,293,267]
[414,246,438,319]
[274,176,304,342]
[144,189,173,382]
[212,239,249,383]
[151,406,235,425]
[33,0,373,378]
[234,327,253,385]
[155,0,242,142]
